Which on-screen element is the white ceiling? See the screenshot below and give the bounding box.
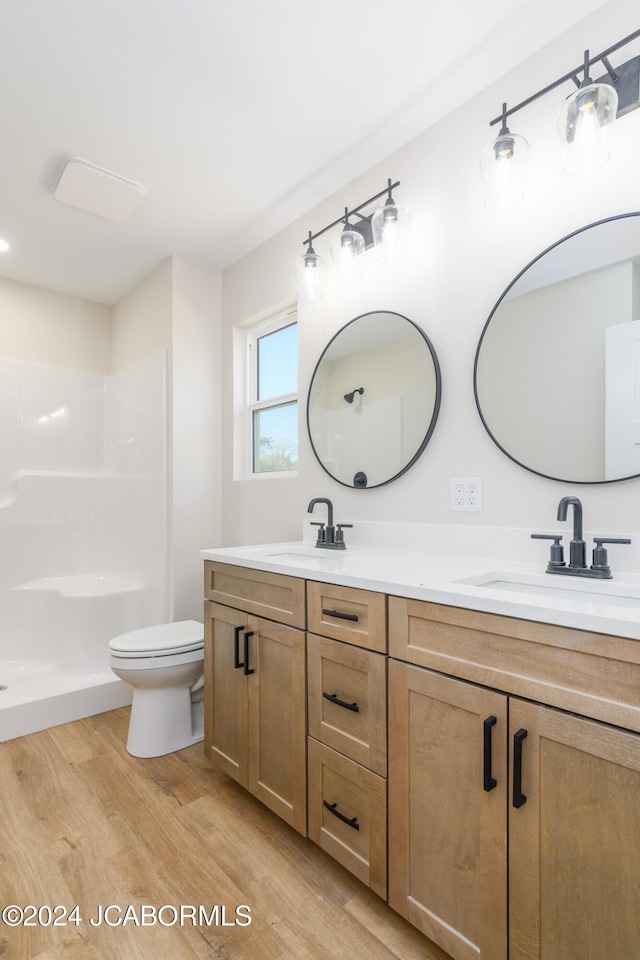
[0,0,609,304]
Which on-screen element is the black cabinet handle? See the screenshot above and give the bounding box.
[483,716,497,792]
[513,728,528,808]
[322,608,359,622]
[322,691,359,713]
[323,800,360,830]
[233,625,245,669]
[243,631,255,676]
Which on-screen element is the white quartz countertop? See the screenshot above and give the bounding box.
[201,539,640,641]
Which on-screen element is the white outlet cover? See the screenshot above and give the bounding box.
[451,477,482,511]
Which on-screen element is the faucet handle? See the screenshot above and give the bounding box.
[310,521,326,544]
[591,537,631,576]
[531,533,565,569]
[593,537,632,546]
[334,523,353,548]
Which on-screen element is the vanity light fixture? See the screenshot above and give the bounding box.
[482,27,640,206]
[480,103,530,210]
[371,179,410,263]
[296,179,407,302]
[330,208,366,283]
[296,231,327,304]
[559,49,618,174]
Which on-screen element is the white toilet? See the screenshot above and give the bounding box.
[109,620,205,758]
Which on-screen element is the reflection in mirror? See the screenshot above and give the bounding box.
[307,311,441,488]
[475,213,640,483]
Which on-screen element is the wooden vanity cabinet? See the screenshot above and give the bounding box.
[306,580,388,897]
[202,558,640,960]
[388,659,508,960]
[388,594,640,960]
[508,699,640,960]
[203,563,307,835]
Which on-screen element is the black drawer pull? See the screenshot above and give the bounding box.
[513,728,528,808]
[233,625,245,669]
[323,800,360,830]
[243,631,255,676]
[322,608,359,622]
[483,715,497,792]
[322,691,359,713]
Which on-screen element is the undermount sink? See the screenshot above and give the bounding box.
[263,548,332,563]
[457,571,640,609]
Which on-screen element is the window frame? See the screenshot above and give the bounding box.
[234,304,299,480]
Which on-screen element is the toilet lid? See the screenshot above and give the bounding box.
[109,619,204,658]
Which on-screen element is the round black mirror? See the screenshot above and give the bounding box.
[307,310,441,488]
[475,212,640,484]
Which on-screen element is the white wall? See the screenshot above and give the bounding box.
[220,0,640,547]
[171,256,222,620]
[0,275,111,373]
[112,256,222,620]
[111,258,173,374]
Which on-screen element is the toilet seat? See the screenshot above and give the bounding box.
[109,647,203,671]
[109,619,204,659]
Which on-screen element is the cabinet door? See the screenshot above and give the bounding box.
[246,615,307,835]
[509,700,640,960]
[204,601,250,787]
[388,659,508,960]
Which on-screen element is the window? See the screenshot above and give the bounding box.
[236,307,298,477]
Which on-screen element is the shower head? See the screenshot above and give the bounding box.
[344,387,364,404]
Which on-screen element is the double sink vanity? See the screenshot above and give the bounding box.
[202,515,640,960]
[200,210,640,959]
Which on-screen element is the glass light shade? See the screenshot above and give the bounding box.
[330,226,365,283]
[480,129,529,210]
[371,199,410,263]
[296,247,326,304]
[558,81,618,174]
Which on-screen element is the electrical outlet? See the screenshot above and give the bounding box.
[451,477,482,511]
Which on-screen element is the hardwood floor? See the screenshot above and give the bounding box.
[0,708,448,960]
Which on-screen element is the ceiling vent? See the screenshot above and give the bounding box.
[54,158,145,223]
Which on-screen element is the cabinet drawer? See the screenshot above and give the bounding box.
[308,737,387,899]
[204,561,305,628]
[389,595,640,735]
[307,581,386,652]
[307,634,387,775]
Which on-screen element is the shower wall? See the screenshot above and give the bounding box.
[0,350,167,689]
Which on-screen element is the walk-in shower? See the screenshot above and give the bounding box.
[0,351,167,741]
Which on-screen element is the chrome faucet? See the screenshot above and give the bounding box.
[307,497,352,550]
[531,495,631,579]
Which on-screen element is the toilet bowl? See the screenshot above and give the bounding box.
[109,620,204,758]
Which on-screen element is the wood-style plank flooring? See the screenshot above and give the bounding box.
[0,708,448,960]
